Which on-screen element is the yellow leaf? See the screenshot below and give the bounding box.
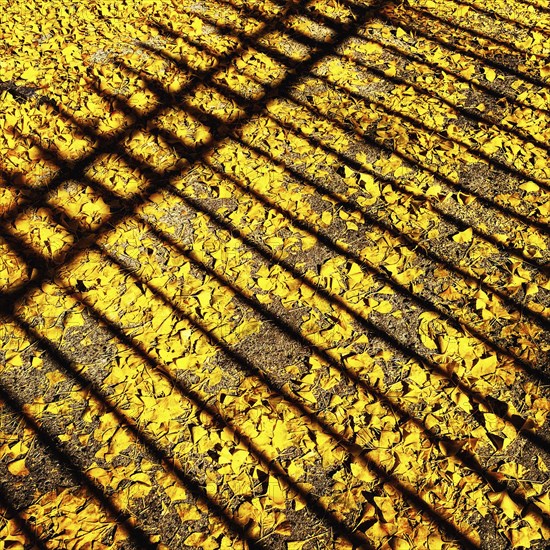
[267,477,286,508]
[272,420,289,451]
[452,227,473,243]
[130,472,151,486]
[8,458,29,476]
[321,211,332,225]
[484,67,497,82]
[109,427,134,455]
[384,64,396,77]
[191,425,208,444]
[374,300,393,314]
[509,525,542,547]
[454,5,470,16]
[350,461,377,482]
[520,181,540,192]
[470,355,498,377]
[361,41,383,55]
[367,521,395,539]
[391,538,411,550]
[20,67,40,81]
[175,502,201,520]
[61,44,81,62]
[498,462,527,480]
[487,491,522,519]
[460,66,476,79]
[396,27,407,39]
[184,532,207,546]
[191,18,203,35]
[537,456,549,472]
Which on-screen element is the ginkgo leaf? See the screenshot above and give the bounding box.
[1,1,549,548]
[7,458,29,476]
[484,67,497,82]
[20,67,40,81]
[520,181,540,192]
[452,227,473,243]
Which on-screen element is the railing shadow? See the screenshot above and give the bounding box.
[1,0,549,547]
[140,7,550,242]
[515,0,550,14]
[451,0,550,36]
[0,482,48,550]
[7,308,379,549]
[0,383,158,548]
[118,17,550,362]
[385,2,550,82]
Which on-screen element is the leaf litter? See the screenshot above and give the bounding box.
[0,0,549,548]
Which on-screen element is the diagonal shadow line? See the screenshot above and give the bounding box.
[311,61,550,197]
[5,180,547,546]
[2,86,523,529]
[379,5,550,93]
[6,312,380,550]
[1,0,548,540]
[20,0,540,258]
[3,40,549,407]
[5,75,549,421]
[128,25,550,245]
[414,0,550,59]
[0,483,48,549]
[144,16,550,209]
[515,0,550,14]
[52,243,484,550]
[256,109,550,322]
[0,126,540,550]
[184,145,550,377]
[91,228,550,534]
[34,95,550,388]
[136,107,550,368]
[336,45,550,156]
[112,48,550,277]
[0,0,383,319]
[0,385,158,549]
[0,314,314,550]
[145,167,550,455]
[350,25,550,117]
[452,0,550,36]
[0,0,317,206]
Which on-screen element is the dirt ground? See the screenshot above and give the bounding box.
[0,0,549,548]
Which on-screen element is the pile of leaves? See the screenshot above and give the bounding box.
[0,0,549,548]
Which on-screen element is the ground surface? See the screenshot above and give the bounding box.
[0,0,549,548]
